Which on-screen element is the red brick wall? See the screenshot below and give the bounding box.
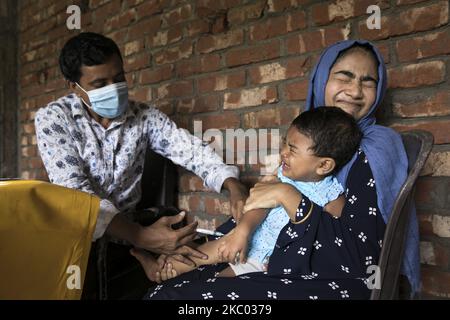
[18,0,450,298]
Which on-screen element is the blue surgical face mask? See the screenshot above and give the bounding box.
[76,82,129,119]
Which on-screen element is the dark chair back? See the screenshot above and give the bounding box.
[370,130,433,300]
[91,148,178,300]
[136,149,177,210]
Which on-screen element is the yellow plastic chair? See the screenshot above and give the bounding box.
[0,180,99,300]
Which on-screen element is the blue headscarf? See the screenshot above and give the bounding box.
[306,40,420,295]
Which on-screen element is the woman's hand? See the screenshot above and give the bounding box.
[243,181,287,213]
[223,177,249,223]
[217,227,250,264]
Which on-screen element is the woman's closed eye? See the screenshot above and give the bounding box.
[335,75,352,83]
[361,79,377,88]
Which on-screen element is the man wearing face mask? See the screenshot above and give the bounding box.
[34,32,248,271]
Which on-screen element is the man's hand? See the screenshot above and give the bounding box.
[223,177,249,223]
[134,211,208,264]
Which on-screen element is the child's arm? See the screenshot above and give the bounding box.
[237,208,269,234]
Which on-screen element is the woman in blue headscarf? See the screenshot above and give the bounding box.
[144,40,418,300]
[309,40,419,296]
[244,40,418,295]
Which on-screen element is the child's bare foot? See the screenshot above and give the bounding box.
[130,248,164,283]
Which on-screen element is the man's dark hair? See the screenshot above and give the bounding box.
[59,32,123,83]
[292,107,362,174]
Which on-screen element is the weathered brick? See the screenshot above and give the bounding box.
[392,91,450,118]
[197,0,243,12]
[124,53,151,72]
[23,123,34,135]
[186,19,211,37]
[89,0,111,9]
[224,86,278,110]
[249,62,287,85]
[391,120,450,145]
[35,94,56,109]
[227,0,265,26]
[359,1,448,41]
[191,214,226,231]
[21,146,37,157]
[178,194,202,212]
[252,10,306,43]
[204,197,231,215]
[422,267,450,299]
[29,157,43,169]
[354,0,390,15]
[149,30,169,47]
[225,40,280,67]
[139,65,173,84]
[167,26,183,43]
[105,8,137,32]
[211,14,227,34]
[129,87,152,103]
[194,113,240,130]
[286,25,350,54]
[249,56,310,85]
[136,0,162,20]
[396,0,430,5]
[153,99,174,115]
[280,106,301,125]
[163,4,192,26]
[176,54,221,78]
[177,95,220,114]
[156,80,193,99]
[415,177,445,207]
[432,215,450,238]
[197,71,245,93]
[417,210,434,237]
[267,0,310,13]
[284,79,309,101]
[420,241,450,268]
[396,30,450,62]
[311,0,355,26]
[388,61,445,89]
[105,29,128,46]
[124,39,144,56]
[154,41,193,65]
[243,108,281,128]
[422,151,450,177]
[311,0,390,24]
[179,173,211,192]
[128,17,162,41]
[197,29,244,54]
[21,136,28,146]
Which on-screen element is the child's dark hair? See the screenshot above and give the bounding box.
[291,107,362,174]
[59,32,123,83]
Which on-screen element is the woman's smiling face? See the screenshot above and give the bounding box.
[324,48,378,121]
